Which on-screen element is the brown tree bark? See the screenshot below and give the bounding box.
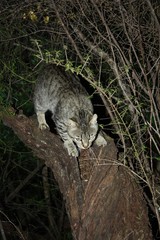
[2,111,153,240]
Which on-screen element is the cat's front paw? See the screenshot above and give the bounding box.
[37,112,49,130]
[64,141,79,157]
[95,133,107,147]
[39,123,49,130]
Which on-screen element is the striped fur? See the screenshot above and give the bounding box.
[34,64,106,157]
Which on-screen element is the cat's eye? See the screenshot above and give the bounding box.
[75,136,81,140]
[90,133,95,139]
[90,133,94,137]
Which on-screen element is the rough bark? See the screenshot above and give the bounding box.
[2,112,153,240]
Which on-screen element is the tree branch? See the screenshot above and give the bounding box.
[2,111,153,239]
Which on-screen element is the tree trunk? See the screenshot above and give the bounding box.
[2,112,153,240]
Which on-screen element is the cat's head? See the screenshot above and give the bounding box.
[67,114,98,149]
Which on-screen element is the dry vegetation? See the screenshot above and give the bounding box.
[0,0,160,239]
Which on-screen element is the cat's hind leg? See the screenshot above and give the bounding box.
[37,111,49,130]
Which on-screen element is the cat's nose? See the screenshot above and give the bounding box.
[82,141,89,149]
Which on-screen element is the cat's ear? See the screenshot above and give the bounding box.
[89,114,98,125]
[68,119,78,128]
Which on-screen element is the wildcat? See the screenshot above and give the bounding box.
[34,64,107,157]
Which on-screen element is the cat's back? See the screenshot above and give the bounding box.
[35,64,89,99]
[36,64,84,90]
[34,64,92,113]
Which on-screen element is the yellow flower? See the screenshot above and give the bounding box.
[28,11,37,22]
[44,16,49,24]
